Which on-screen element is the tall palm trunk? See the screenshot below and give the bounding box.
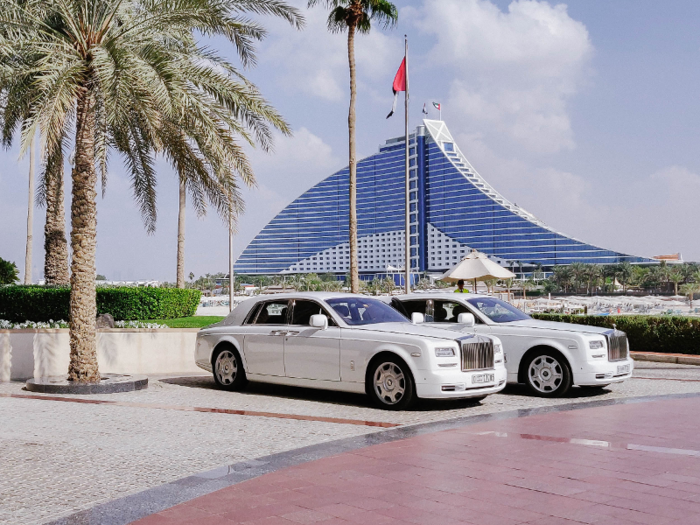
[68,82,100,383]
[24,134,36,284]
[44,149,70,285]
[176,178,186,288]
[347,23,358,294]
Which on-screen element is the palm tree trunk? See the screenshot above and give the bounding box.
[68,83,100,383]
[24,133,36,284]
[44,148,70,285]
[176,179,186,288]
[347,24,359,294]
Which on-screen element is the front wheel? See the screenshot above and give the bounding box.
[368,357,416,410]
[213,346,247,391]
[525,351,572,397]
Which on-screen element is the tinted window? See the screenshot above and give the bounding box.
[291,300,336,326]
[433,300,469,323]
[466,297,530,323]
[400,300,427,317]
[253,301,289,325]
[326,297,409,326]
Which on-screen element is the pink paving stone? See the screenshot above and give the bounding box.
[130,396,700,525]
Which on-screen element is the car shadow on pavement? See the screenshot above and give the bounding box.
[501,383,612,398]
[160,376,501,412]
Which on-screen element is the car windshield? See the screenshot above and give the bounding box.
[466,297,530,323]
[326,297,409,326]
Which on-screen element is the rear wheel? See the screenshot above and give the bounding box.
[525,350,572,397]
[368,357,416,410]
[213,346,247,391]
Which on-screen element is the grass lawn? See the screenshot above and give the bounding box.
[146,316,225,328]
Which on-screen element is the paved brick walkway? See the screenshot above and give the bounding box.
[132,396,700,525]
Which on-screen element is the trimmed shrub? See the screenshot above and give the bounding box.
[532,313,700,355]
[0,286,201,322]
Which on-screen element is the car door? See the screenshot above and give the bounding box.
[283,299,340,381]
[243,299,289,376]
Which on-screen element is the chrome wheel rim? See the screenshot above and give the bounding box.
[374,362,405,405]
[528,355,563,393]
[215,350,237,385]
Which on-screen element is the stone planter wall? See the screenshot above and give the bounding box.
[0,329,202,381]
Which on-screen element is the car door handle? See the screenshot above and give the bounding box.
[270,330,288,336]
[285,331,300,336]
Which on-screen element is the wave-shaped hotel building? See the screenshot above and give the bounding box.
[236,120,652,278]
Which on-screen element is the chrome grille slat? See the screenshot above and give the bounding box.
[606,330,628,361]
[460,340,494,371]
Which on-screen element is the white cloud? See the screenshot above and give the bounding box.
[456,132,700,260]
[263,1,399,102]
[411,0,593,154]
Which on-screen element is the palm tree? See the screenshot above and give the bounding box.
[0,0,302,382]
[669,266,685,296]
[307,0,397,293]
[617,261,633,294]
[40,147,70,285]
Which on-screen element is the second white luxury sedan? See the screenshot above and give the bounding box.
[386,293,634,397]
[195,293,507,410]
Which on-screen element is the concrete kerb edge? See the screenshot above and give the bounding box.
[632,352,700,366]
[45,390,700,525]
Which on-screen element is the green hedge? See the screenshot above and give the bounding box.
[0,286,201,322]
[531,313,700,355]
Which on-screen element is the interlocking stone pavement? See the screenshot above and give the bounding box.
[1,362,700,525]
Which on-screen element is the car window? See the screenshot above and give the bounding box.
[291,300,337,327]
[433,300,469,323]
[400,300,427,317]
[326,297,409,326]
[253,300,289,325]
[466,297,530,323]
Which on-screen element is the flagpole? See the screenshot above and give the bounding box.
[404,35,410,294]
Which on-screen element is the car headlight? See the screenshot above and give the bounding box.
[435,347,456,357]
[494,343,503,354]
[589,340,605,350]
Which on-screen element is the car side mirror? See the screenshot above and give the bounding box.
[411,312,425,324]
[310,314,328,330]
[457,313,475,327]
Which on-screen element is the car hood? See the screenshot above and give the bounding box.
[465,318,610,335]
[352,322,472,341]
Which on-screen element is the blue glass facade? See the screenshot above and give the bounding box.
[236,120,652,275]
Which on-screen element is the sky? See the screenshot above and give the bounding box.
[1,0,699,282]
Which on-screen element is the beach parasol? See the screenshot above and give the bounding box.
[439,250,516,292]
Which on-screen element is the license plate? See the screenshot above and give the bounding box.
[617,364,630,375]
[472,373,495,384]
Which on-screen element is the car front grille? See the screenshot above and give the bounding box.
[606,330,629,361]
[460,339,494,371]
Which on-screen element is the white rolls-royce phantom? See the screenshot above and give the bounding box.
[194,293,507,410]
[386,293,634,397]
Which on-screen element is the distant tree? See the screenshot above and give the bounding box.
[308,0,398,293]
[0,257,19,284]
[542,279,559,294]
[96,274,107,281]
[617,261,633,293]
[680,282,700,308]
[669,266,685,296]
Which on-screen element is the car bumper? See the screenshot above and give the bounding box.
[415,367,508,399]
[574,357,635,386]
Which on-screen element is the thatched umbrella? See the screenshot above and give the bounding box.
[440,250,516,293]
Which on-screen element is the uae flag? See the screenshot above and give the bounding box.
[433,102,441,111]
[386,57,406,119]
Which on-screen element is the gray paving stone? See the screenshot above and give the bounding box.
[1,362,699,525]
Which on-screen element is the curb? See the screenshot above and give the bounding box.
[632,352,700,366]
